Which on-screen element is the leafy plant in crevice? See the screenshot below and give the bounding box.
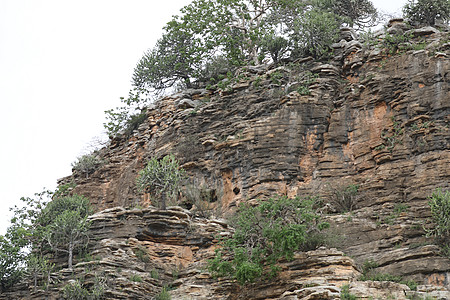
[383,31,413,55]
[380,117,404,152]
[326,183,361,213]
[425,189,450,257]
[155,286,172,300]
[72,153,106,178]
[133,245,150,263]
[62,280,90,300]
[209,196,329,285]
[136,154,186,210]
[62,276,106,300]
[340,284,357,300]
[129,274,143,282]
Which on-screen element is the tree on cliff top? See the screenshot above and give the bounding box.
[403,0,450,26]
[131,0,379,95]
[106,0,378,138]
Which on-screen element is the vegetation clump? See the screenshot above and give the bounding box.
[0,188,94,292]
[72,153,105,178]
[104,0,379,137]
[209,196,329,284]
[136,154,186,210]
[426,189,450,257]
[403,0,450,26]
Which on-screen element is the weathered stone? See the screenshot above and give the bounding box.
[409,26,440,37]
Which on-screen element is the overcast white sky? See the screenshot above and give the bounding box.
[0,0,406,235]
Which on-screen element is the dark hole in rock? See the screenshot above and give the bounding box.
[233,187,240,195]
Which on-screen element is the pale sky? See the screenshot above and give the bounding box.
[0,0,406,235]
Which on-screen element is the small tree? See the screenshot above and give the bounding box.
[136,155,186,210]
[209,196,329,284]
[42,195,92,269]
[403,0,450,26]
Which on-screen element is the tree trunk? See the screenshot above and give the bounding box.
[161,193,167,210]
[68,242,73,269]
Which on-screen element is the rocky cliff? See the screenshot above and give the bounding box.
[3,20,449,299]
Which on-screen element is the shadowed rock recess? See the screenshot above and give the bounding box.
[3,21,449,299]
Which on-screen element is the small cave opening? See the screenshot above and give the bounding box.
[233,187,240,195]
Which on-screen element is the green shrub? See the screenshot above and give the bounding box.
[136,155,186,210]
[209,196,329,285]
[150,269,159,280]
[155,287,171,300]
[427,189,450,239]
[426,189,450,256]
[129,274,143,282]
[340,284,357,300]
[327,183,360,213]
[133,246,150,263]
[72,154,105,178]
[63,280,90,300]
[123,110,147,137]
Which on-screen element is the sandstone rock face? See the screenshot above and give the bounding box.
[50,22,450,297]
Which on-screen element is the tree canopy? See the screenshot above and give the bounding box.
[130,0,378,100]
[105,0,379,137]
[0,189,93,292]
[403,0,450,26]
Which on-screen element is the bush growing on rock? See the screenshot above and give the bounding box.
[72,153,105,178]
[426,189,450,256]
[136,154,186,210]
[209,196,329,284]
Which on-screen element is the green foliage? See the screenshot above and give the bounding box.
[155,287,171,300]
[72,153,105,177]
[129,274,143,282]
[62,277,105,300]
[427,189,450,239]
[150,269,159,280]
[426,189,450,257]
[42,195,93,269]
[209,196,329,285]
[403,0,450,26]
[324,0,378,29]
[0,234,24,292]
[340,284,357,300]
[327,183,360,213]
[383,31,414,55]
[130,0,379,102]
[261,34,289,64]
[136,154,186,210]
[290,8,340,59]
[133,246,150,263]
[63,280,90,300]
[2,191,93,291]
